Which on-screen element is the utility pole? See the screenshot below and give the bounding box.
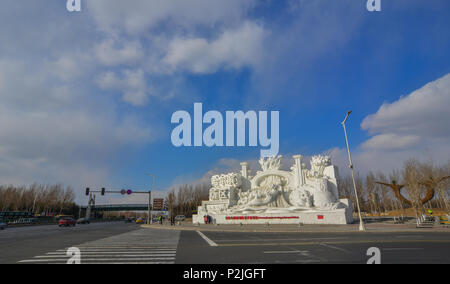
[146,174,156,225]
[341,111,366,231]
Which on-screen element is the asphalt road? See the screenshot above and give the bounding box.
[2,223,450,264]
[176,230,450,264]
[0,222,140,263]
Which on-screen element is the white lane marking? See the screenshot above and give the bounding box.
[57,248,176,252]
[394,235,424,238]
[320,243,352,254]
[63,246,177,249]
[263,250,310,254]
[24,262,175,265]
[197,231,218,247]
[57,248,176,251]
[20,246,178,264]
[79,261,175,264]
[35,254,175,258]
[18,257,175,263]
[213,237,348,243]
[382,248,424,251]
[48,251,176,255]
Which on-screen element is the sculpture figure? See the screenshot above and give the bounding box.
[376,175,450,207]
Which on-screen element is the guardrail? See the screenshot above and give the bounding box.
[416,215,437,228]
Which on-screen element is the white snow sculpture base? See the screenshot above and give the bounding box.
[193,199,353,225]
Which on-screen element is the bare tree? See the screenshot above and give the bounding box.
[0,184,76,215]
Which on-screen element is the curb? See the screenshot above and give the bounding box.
[140,224,450,234]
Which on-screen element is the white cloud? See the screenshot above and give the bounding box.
[45,52,91,82]
[361,73,450,140]
[361,134,421,150]
[85,0,266,104]
[0,57,153,201]
[0,1,266,199]
[95,39,144,66]
[0,59,79,110]
[163,22,266,74]
[96,69,151,106]
[87,0,256,34]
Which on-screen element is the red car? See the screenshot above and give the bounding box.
[58,218,76,227]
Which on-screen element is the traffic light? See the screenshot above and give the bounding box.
[85,187,90,196]
[101,188,105,196]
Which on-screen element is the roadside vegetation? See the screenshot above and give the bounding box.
[167,159,449,218]
[1,159,448,220]
[165,183,209,218]
[338,159,450,217]
[0,184,77,216]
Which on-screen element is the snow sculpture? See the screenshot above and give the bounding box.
[193,154,353,224]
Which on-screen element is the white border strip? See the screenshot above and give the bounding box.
[197,231,218,247]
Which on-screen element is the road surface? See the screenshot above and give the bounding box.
[1,222,450,264]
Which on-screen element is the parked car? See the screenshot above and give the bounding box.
[124,218,134,223]
[175,215,186,221]
[76,218,90,224]
[0,221,7,230]
[58,218,76,227]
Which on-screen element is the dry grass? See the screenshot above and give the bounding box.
[364,208,448,217]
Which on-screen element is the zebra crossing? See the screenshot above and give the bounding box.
[17,245,177,264]
[18,228,180,264]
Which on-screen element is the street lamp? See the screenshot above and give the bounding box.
[32,191,40,215]
[341,111,366,231]
[145,173,156,225]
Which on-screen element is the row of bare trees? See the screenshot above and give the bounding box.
[338,159,450,216]
[166,159,449,218]
[165,183,210,217]
[0,183,76,215]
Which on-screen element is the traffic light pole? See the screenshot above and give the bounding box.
[85,187,153,223]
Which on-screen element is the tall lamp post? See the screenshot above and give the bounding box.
[341,111,365,231]
[32,191,40,215]
[145,173,156,225]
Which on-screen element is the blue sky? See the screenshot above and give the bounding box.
[0,0,449,204]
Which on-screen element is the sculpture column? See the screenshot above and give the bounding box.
[293,155,304,187]
[301,163,307,185]
[240,162,249,179]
